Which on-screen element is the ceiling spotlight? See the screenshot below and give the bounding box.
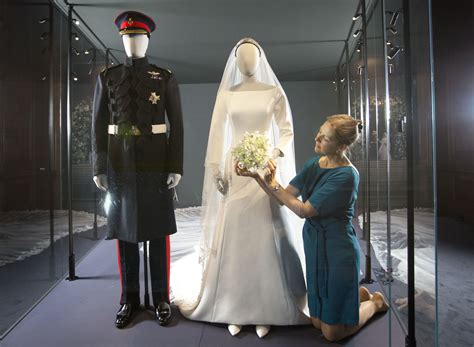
[110,61,115,65]
[356,42,363,53]
[387,26,398,35]
[353,29,362,38]
[40,32,48,40]
[72,33,80,41]
[73,19,80,25]
[41,75,47,81]
[340,77,346,83]
[84,49,91,55]
[332,81,336,84]
[388,46,402,60]
[38,18,48,24]
[72,47,80,56]
[72,73,78,82]
[88,67,93,75]
[389,11,401,26]
[386,41,393,46]
[352,13,362,21]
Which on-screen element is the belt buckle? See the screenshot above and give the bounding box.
[117,124,141,137]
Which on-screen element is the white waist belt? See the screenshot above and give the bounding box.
[108,124,167,135]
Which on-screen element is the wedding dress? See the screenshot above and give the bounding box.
[171,39,308,325]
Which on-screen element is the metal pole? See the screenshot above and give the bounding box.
[48,1,56,279]
[345,41,351,115]
[66,3,77,281]
[427,0,439,343]
[402,0,416,344]
[336,66,342,113]
[361,0,373,284]
[381,0,393,286]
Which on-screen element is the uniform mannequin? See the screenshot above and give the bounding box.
[91,11,184,329]
[94,34,181,191]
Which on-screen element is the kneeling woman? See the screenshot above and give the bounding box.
[237,114,388,342]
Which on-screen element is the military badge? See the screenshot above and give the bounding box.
[148,71,161,79]
[149,92,161,104]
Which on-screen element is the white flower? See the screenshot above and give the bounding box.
[231,132,271,172]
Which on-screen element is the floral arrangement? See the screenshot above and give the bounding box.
[231,131,271,172]
[350,95,407,161]
[72,99,93,164]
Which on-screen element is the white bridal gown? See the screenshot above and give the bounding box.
[172,86,309,325]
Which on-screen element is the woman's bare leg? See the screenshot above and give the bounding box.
[320,291,389,342]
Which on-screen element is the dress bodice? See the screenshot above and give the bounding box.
[224,88,280,146]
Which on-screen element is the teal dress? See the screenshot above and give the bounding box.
[289,156,361,325]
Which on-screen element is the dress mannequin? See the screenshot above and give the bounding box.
[172,38,307,339]
[228,42,278,338]
[93,34,181,192]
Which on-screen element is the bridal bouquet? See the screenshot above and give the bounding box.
[231,131,271,172]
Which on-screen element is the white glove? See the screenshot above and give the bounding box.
[167,173,182,189]
[93,174,108,191]
[271,148,283,159]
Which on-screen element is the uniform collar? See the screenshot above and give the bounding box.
[124,56,148,68]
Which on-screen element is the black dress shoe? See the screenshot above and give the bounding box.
[155,302,172,326]
[115,303,137,329]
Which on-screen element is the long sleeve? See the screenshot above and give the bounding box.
[204,91,227,169]
[91,72,109,176]
[165,73,184,175]
[274,88,294,156]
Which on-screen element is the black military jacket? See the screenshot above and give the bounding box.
[92,56,183,176]
[91,56,183,242]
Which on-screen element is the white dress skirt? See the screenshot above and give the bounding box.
[171,87,309,325]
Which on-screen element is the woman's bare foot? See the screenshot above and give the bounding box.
[310,317,321,329]
[359,286,372,302]
[372,291,389,312]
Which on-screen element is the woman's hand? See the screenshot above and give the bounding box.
[235,162,259,178]
[264,159,277,186]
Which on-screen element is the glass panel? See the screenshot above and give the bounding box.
[0,3,112,337]
[70,27,109,260]
[0,3,66,336]
[405,1,437,345]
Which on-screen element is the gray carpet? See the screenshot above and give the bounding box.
[370,215,474,347]
[1,239,404,347]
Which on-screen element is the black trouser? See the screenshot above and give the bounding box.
[116,237,170,307]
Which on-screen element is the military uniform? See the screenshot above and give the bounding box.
[91,11,183,320]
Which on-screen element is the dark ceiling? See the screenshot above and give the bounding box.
[56,0,360,84]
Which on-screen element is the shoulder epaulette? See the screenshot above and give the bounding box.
[149,64,173,75]
[100,64,122,74]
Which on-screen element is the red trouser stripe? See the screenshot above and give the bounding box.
[116,240,123,294]
[166,235,170,302]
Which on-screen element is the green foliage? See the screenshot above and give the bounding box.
[72,99,93,164]
[350,95,407,160]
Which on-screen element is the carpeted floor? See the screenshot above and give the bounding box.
[1,237,404,347]
[368,212,474,347]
